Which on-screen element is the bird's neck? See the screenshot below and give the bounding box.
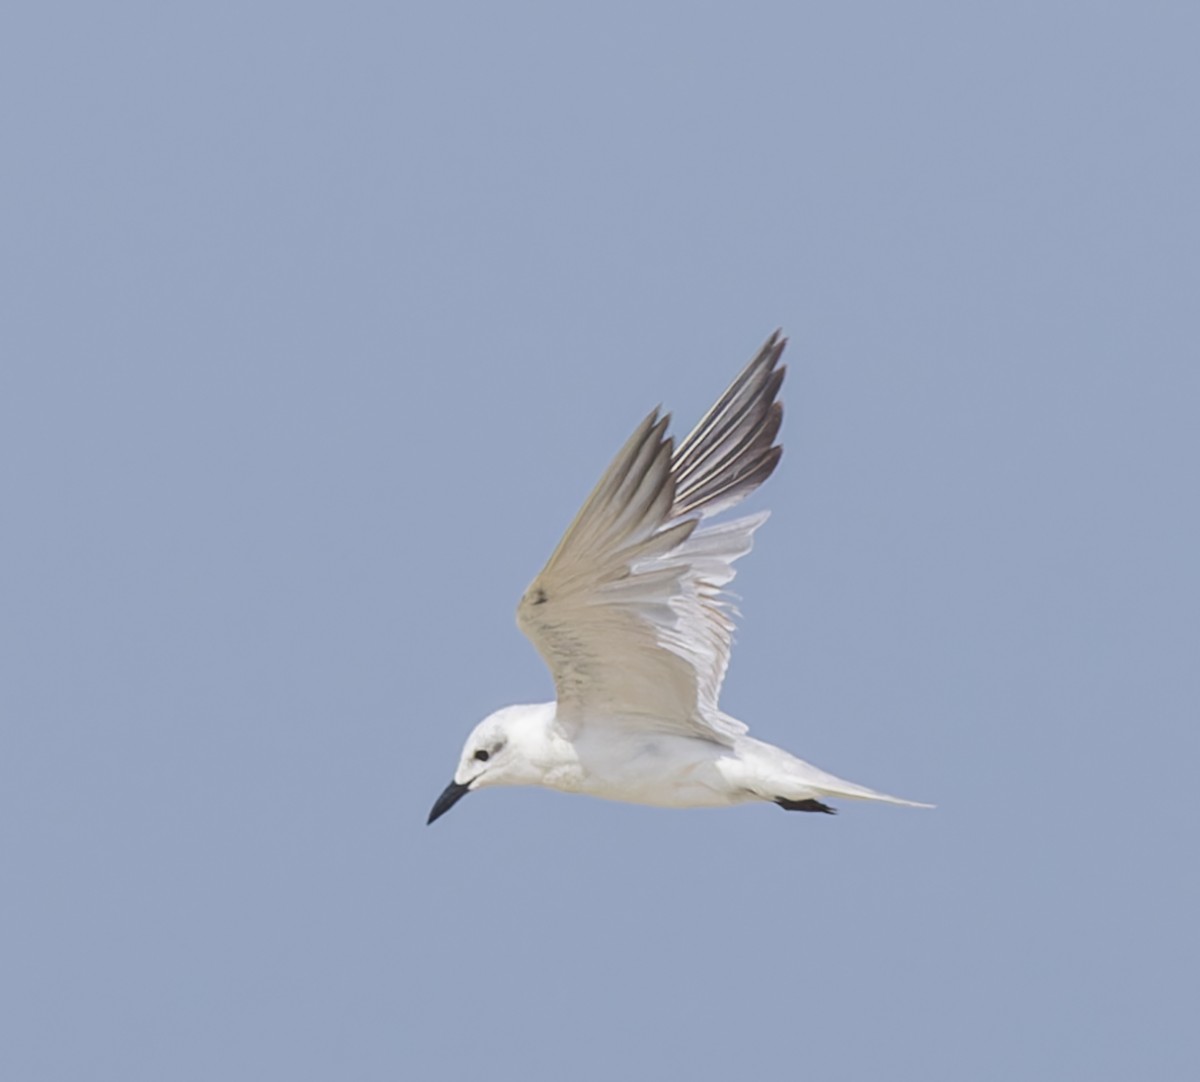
[505,701,580,786]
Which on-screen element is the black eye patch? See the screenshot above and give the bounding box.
[473,749,490,762]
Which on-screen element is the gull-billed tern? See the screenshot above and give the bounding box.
[428,333,931,824]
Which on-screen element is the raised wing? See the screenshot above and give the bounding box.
[516,332,786,743]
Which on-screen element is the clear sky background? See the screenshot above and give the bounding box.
[3,3,1198,1079]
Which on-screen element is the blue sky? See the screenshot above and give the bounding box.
[3,3,1198,1079]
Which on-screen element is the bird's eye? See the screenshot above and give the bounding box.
[474,749,490,762]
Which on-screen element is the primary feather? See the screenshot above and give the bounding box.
[516,332,787,742]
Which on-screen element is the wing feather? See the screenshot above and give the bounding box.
[517,332,787,743]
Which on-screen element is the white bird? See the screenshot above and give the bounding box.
[428,332,931,824]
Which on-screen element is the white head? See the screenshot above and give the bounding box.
[426,704,554,824]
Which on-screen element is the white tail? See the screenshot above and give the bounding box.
[784,757,934,809]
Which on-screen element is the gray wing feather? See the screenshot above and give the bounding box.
[516,332,787,743]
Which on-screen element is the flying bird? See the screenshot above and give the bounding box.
[428,332,930,824]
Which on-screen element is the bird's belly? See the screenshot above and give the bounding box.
[571,734,740,809]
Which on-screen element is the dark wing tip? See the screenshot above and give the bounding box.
[669,332,788,518]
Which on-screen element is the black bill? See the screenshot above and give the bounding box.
[427,779,471,825]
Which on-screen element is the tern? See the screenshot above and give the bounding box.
[428,332,931,824]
